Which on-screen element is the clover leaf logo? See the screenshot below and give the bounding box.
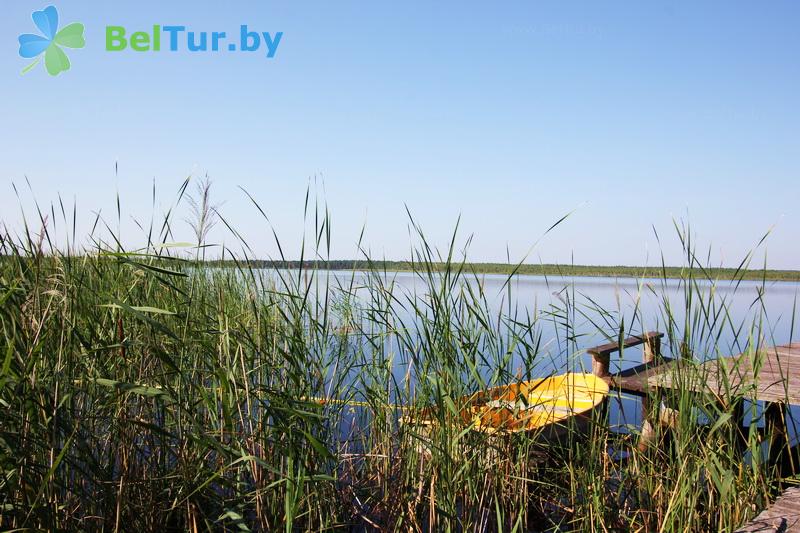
[18,5,85,76]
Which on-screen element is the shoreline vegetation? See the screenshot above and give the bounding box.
[1,181,796,531]
[207,259,800,282]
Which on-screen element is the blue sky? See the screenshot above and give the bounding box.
[1,1,798,268]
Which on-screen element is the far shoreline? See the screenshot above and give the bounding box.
[206,260,800,283]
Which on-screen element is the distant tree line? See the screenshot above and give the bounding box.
[201,259,800,282]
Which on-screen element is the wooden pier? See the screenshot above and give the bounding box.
[587,334,800,532]
[735,486,800,532]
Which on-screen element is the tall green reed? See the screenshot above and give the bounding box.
[0,181,793,531]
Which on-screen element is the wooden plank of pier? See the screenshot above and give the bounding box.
[644,343,800,404]
[607,357,683,395]
[588,336,800,532]
[593,337,800,404]
[735,486,800,532]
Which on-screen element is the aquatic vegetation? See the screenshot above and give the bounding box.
[0,182,794,531]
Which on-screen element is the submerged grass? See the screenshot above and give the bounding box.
[0,183,796,531]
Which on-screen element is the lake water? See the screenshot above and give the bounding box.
[304,269,799,364]
[269,269,800,436]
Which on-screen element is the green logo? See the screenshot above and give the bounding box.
[18,5,85,76]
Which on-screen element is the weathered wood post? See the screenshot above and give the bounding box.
[591,350,611,379]
[588,343,612,427]
[765,401,793,477]
[587,332,666,451]
[639,333,662,451]
[642,333,661,365]
[731,399,749,454]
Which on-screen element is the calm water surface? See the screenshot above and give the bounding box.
[269,270,800,436]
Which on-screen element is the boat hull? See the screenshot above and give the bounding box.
[405,372,609,438]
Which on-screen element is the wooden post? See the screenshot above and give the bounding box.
[592,352,610,378]
[639,396,656,452]
[731,399,749,454]
[643,334,661,365]
[640,334,663,451]
[589,346,611,436]
[584,332,666,451]
[765,402,793,477]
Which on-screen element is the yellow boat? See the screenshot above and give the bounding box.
[408,372,609,435]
